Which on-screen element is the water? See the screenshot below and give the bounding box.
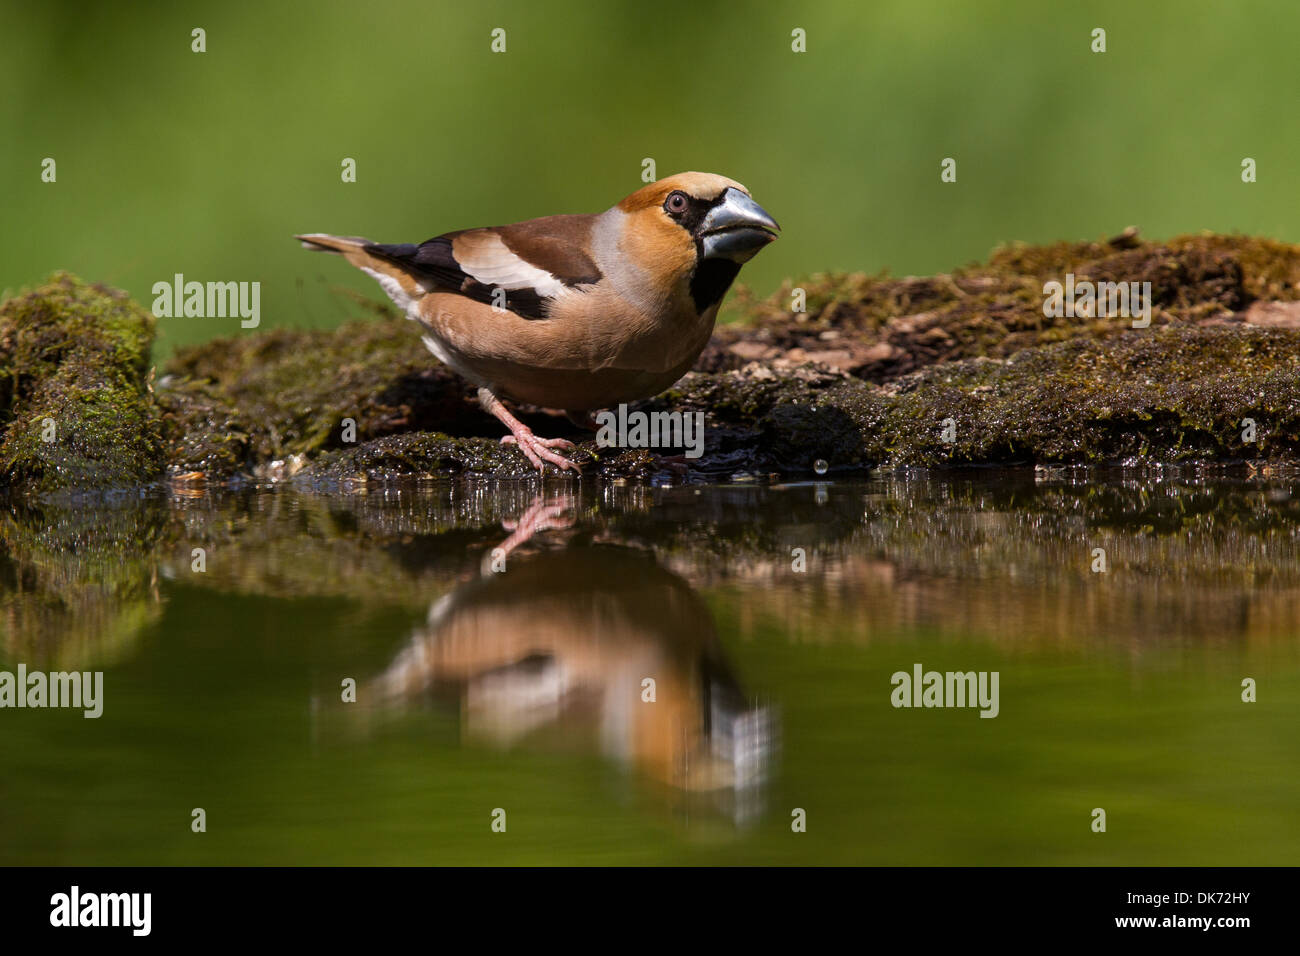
[2,475,1297,864]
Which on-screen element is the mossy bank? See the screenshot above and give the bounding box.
[0,274,163,494]
[3,232,1300,493]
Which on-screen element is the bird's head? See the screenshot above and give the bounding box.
[615,172,779,310]
[619,172,779,264]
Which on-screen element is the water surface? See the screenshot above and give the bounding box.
[2,475,1296,864]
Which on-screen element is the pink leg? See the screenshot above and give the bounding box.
[478,387,580,473]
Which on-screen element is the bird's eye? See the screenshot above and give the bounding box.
[664,191,688,215]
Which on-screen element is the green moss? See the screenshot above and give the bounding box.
[300,429,672,482]
[0,273,163,493]
[6,233,1300,492]
[159,315,676,481]
[672,326,1300,472]
[158,317,479,479]
[709,232,1300,382]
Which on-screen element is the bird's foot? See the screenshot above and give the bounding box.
[501,431,580,473]
[478,386,580,473]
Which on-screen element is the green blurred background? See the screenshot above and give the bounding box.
[3,0,1296,355]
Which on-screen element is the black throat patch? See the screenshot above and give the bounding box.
[689,258,741,313]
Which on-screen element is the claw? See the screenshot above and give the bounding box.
[500,432,581,473]
[502,435,575,452]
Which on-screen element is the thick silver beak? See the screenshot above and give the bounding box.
[699,188,780,263]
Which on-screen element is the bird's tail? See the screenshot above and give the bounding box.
[295,232,426,303]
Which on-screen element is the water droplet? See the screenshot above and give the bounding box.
[813,459,829,475]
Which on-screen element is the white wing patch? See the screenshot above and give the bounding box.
[455,234,567,298]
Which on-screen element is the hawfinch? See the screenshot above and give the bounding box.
[297,172,779,472]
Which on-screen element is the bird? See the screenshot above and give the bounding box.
[296,172,779,472]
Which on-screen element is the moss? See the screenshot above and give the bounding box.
[0,273,163,493]
[263,321,1300,478]
[158,317,478,479]
[300,430,668,483]
[668,325,1300,472]
[886,324,1300,466]
[159,314,680,482]
[707,232,1300,382]
[7,232,1300,491]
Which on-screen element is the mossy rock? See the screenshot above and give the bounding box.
[708,232,1300,382]
[159,315,668,482]
[158,317,484,480]
[666,325,1300,472]
[5,232,1300,492]
[0,273,163,493]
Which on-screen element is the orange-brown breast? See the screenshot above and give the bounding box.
[417,290,716,410]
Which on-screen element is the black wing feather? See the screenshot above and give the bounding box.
[365,236,550,319]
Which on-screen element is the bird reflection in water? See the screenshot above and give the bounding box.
[371,495,775,823]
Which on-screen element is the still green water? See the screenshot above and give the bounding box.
[1,476,1296,865]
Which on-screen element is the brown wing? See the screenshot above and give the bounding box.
[364,214,603,319]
